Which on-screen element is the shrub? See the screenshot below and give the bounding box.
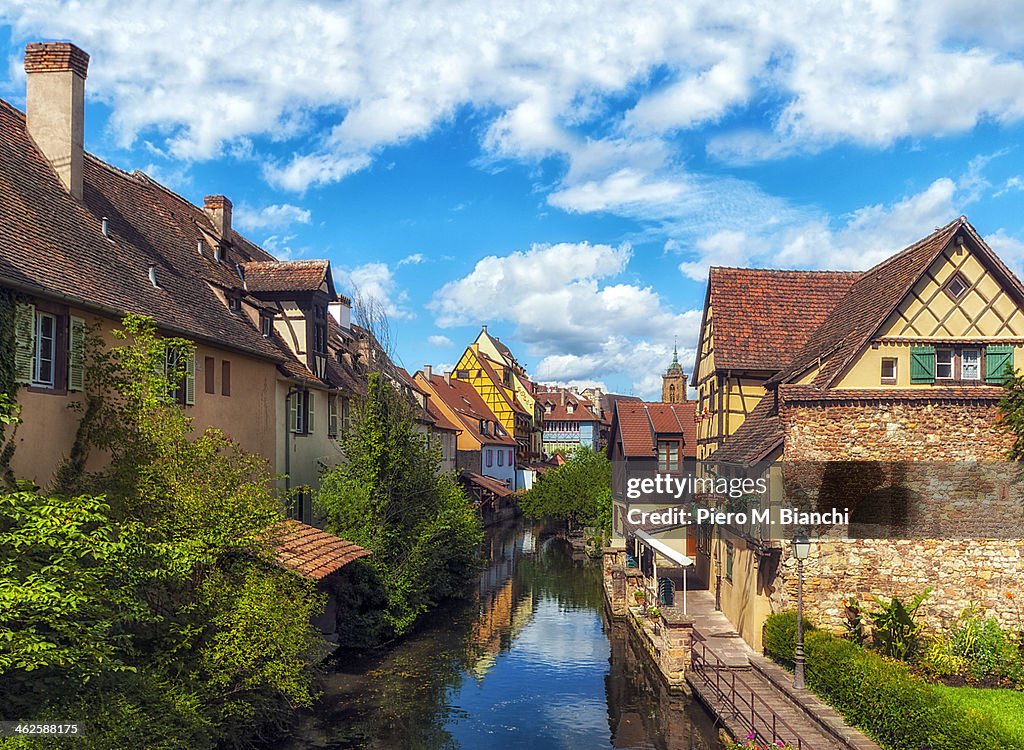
[868,589,931,661]
[763,612,1023,750]
[921,607,1024,686]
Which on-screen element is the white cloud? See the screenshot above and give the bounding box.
[341,261,414,320]
[7,0,1024,196]
[427,334,453,347]
[430,241,699,397]
[233,202,311,231]
[398,253,425,266]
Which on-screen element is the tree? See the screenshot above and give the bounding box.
[998,368,1024,460]
[518,448,612,536]
[317,372,482,638]
[1,316,326,749]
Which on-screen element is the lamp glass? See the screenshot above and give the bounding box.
[792,532,811,561]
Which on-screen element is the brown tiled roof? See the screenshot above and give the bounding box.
[460,470,515,498]
[537,390,600,422]
[779,384,1005,403]
[243,259,334,296]
[771,218,1020,388]
[422,389,460,433]
[0,98,297,363]
[611,401,697,458]
[272,519,370,580]
[705,397,782,466]
[421,373,516,445]
[708,267,860,372]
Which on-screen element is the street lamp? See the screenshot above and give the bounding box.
[792,530,811,690]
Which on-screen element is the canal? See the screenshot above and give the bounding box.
[284,521,723,749]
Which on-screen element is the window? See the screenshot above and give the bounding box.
[725,543,734,582]
[881,357,897,384]
[657,439,682,473]
[328,395,339,438]
[164,346,196,405]
[486,449,493,467]
[261,314,274,337]
[935,348,954,379]
[497,450,504,467]
[221,360,231,396]
[456,369,469,379]
[480,420,489,435]
[33,311,56,387]
[289,391,316,434]
[227,294,242,312]
[961,348,980,380]
[945,272,969,300]
[205,357,215,394]
[341,396,352,431]
[509,449,514,465]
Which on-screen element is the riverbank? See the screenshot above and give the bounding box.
[279,521,722,749]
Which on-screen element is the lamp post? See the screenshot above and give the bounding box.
[792,530,811,690]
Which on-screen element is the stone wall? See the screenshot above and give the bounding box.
[773,398,1024,635]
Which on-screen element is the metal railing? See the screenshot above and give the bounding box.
[690,636,824,750]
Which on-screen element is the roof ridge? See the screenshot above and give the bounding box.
[711,265,863,275]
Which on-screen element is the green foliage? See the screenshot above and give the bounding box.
[518,448,612,534]
[921,607,1024,687]
[761,610,817,666]
[764,612,1024,750]
[2,315,324,749]
[317,372,483,638]
[998,368,1024,460]
[868,588,931,660]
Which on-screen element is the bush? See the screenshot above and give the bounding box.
[762,612,1024,750]
[921,607,1024,687]
[762,610,817,666]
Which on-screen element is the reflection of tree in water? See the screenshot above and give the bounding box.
[514,535,604,611]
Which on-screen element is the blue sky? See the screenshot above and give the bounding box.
[5,2,1024,398]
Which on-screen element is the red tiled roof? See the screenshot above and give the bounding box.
[243,259,334,295]
[708,267,860,372]
[705,397,782,466]
[421,373,516,445]
[771,218,1024,388]
[537,390,600,422]
[272,519,370,580]
[612,401,697,458]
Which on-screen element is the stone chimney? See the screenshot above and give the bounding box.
[24,42,90,200]
[204,195,232,239]
[423,364,432,379]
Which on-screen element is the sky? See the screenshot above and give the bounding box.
[5,2,1024,398]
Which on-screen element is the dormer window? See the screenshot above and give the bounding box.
[566,402,575,414]
[480,419,489,435]
[227,294,242,312]
[261,313,274,338]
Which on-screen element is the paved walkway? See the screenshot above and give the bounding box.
[683,591,881,750]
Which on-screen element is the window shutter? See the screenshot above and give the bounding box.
[328,396,338,437]
[986,345,1015,384]
[67,316,86,391]
[289,395,299,433]
[909,345,935,383]
[184,352,196,405]
[13,303,36,384]
[307,391,315,433]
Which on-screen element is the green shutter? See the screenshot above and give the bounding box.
[184,352,196,405]
[13,303,35,384]
[67,316,86,391]
[986,345,1015,384]
[289,395,299,433]
[910,345,935,383]
[306,391,315,433]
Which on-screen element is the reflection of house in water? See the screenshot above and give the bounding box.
[468,525,536,680]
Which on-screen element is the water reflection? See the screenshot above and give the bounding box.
[283,522,721,749]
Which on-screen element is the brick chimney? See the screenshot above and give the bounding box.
[204,195,232,239]
[24,42,89,200]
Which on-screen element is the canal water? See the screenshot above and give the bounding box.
[284,521,723,750]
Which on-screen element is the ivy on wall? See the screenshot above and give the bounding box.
[0,287,24,485]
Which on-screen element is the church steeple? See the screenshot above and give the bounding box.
[662,338,688,403]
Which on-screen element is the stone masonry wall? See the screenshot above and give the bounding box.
[771,399,1024,635]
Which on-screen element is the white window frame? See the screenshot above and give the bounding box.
[881,357,898,383]
[935,348,954,380]
[32,311,57,388]
[961,348,981,381]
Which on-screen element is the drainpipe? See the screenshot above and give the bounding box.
[285,386,302,518]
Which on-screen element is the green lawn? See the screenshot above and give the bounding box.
[934,684,1024,740]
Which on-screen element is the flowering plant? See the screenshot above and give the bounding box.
[727,734,798,749]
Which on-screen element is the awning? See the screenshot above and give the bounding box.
[635,528,694,567]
